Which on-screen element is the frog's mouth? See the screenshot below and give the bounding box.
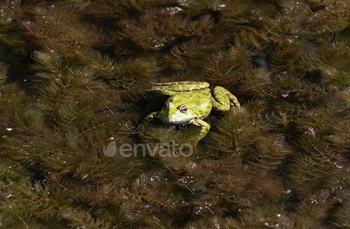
[163,119,189,125]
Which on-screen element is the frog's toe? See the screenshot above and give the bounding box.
[136,125,143,131]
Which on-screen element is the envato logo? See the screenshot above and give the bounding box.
[103,140,193,158]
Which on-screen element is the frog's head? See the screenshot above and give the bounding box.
[159,94,198,124]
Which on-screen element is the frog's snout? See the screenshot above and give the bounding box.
[166,114,175,122]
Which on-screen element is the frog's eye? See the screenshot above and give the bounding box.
[180,105,188,114]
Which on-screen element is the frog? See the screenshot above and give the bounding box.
[138,81,240,143]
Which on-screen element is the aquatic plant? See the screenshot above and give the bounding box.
[1,0,350,228]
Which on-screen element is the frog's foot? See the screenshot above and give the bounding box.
[210,86,240,111]
[138,111,160,130]
[149,81,210,96]
[189,119,211,143]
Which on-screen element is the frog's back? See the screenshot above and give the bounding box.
[173,90,211,103]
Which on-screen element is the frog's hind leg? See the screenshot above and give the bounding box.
[151,81,205,86]
[211,86,240,111]
[150,82,210,95]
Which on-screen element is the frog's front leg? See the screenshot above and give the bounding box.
[189,118,211,142]
[138,111,161,129]
[211,86,240,111]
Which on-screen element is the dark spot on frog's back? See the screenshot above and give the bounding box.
[206,104,211,109]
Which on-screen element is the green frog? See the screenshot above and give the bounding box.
[139,81,240,143]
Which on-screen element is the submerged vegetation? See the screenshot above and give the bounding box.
[1,0,350,228]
